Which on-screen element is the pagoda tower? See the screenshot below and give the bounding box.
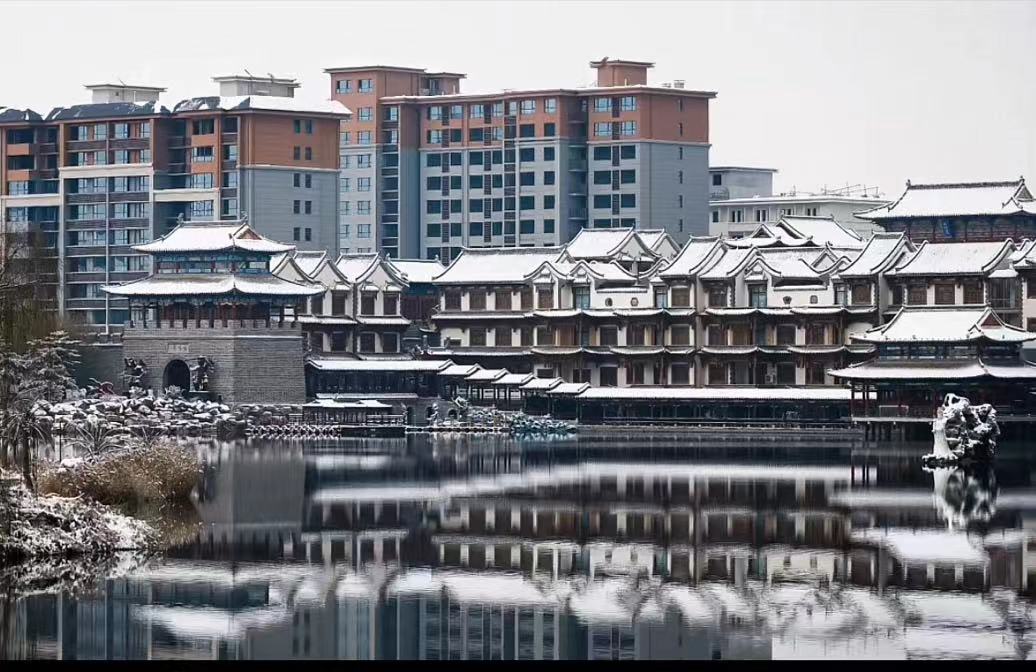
[102,219,322,403]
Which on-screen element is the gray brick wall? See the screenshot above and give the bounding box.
[122,323,306,403]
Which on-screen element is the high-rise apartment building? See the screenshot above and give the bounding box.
[327,59,715,262]
[0,77,349,330]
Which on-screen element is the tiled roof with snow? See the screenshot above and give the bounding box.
[292,250,330,278]
[888,240,1013,276]
[778,216,864,247]
[853,306,1035,343]
[172,95,350,117]
[836,232,908,278]
[829,359,1036,381]
[576,387,851,401]
[134,222,294,255]
[307,358,451,372]
[636,230,671,251]
[388,259,446,283]
[102,273,323,297]
[659,237,722,278]
[855,179,1034,220]
[335,253,380,282]
[433,247,565,284]
[699,245,754,280]
[563,228,643,260]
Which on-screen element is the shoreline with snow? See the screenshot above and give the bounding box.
[0,470,158,595]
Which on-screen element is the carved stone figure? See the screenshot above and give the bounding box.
[122,357,149,397]
[190,356,215,392]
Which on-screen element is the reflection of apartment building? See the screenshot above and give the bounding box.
[0,77,348,329]
[326,59,715,262]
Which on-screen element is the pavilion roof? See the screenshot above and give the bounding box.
[134,221,294,255]
[101,273,323,298]
[855,178,1035,220]
[851,306,1035,344]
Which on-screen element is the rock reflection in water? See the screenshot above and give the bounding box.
[2,436,1035,661]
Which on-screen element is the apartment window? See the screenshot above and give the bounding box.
[305,147,313,160]
[934,283,955,305]
[599,326,618,346]
[469,104,484,118]
[620,96,637,111]
[293,146,301,160]
[384,106,399,121]
[519,124,535,138]
[520,287,533,310]
[304,174,312,188]
[336,79,352,94]
[357,154,371,168]
[545,98,557,113]
[507,101,518,115]
[708,286,728,308]
[593,123,612,138]
[964,280,984,304]
[805,207,818,217]
[191,146,214,163]
[543,146,555,161]
[304,227,312,242]
[748,284,767,308]
[537,288,554,310]
[469,327,487,347]
[304,201,312,214]
[293,119,302,134]
[428,130,443,144]
[620,121,637,136]
[357,223,371,237]
[520,100,536,115]
[292,227,300,241]
[352,332,373,353]
[565,286,588,310]
[849,283,871,306]
[357,201,371,215]
[492,102,504,117]
[341,202,351,216]
[670,287,691,307]
[620,169,636,184]
[293,200,301,214]
[730,209,743,223]
[594,98,611,113]
[806,324,826,346]
[519,219,535,234]
[469,290,487,311]
[221,198,238,217]
[776,325,797,346]
[358,107,373,121]
[340,131,351,146]
[358,78,373,92]
[620,193,636,208]
[449,104,463,119]
[357,177,371,192]
[670,326,691,346]
[519,171,535,187]
[192,119,214,135]
[543,218,555,234]
[543,195,556,209]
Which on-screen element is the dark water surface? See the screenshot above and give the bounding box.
[4,433,1035,660]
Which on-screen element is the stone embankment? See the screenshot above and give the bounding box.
[33,396,300,439]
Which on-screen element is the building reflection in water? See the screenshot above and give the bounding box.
[5,435,1036,661]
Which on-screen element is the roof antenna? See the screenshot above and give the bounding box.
[244,68,254,79]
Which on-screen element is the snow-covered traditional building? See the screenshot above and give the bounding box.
[101,219,322,402]
[829,306,1036,421]
[855,178,1036,243]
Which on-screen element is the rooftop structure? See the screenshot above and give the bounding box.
[855,178,1036,243]
[710,191,891,239]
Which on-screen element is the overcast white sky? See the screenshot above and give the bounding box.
[5,0,1033,198]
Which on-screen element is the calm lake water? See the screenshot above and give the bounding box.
[4,433,1035,660]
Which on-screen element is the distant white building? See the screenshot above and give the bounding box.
[708,166,889,239]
